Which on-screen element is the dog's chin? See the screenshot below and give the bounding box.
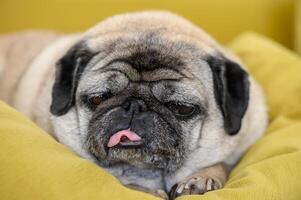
[94,145,168,169]
[89,142,184,172]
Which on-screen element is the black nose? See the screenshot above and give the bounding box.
[122,98,147,115]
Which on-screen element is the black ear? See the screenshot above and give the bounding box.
[50,42,95,116]
[206,56,250,135]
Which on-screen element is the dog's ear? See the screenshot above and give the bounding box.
[206,55,250,135]
[50,42,95,116]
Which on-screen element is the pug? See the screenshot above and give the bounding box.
[0,11,267,199]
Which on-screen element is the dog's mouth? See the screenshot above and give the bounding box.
[87,111,185,172]
[107,129,144,148]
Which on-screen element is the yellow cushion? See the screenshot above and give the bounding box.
[1,33,301,200]
[296,0,301,54]
[0,0,295,48]
[0,102,159,200]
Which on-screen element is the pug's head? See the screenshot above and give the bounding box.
[50,12,249,174]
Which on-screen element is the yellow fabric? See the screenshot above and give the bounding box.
[0,103,159,200]
[296,0,301,54]
[1,33,301,199]
[0,0,295,49]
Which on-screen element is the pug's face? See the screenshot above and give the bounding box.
[50,13,249,174]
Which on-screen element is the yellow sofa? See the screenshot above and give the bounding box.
[0,0,296,50]
[1,32,301,200]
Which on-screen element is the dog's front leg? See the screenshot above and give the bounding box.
[169,163,228,200]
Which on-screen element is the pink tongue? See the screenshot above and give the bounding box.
[107,129,142,147]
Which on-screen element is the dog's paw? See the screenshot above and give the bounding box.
[169,176,223,200]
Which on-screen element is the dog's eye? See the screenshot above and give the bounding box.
[173,105,195,116]
[86,91,112,107]
[167,103,195,117]
[89,96,102,106]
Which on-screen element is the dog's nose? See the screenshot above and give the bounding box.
[122,98,147,114]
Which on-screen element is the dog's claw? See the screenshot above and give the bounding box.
[169,176,222,200]
[206,178,221,191]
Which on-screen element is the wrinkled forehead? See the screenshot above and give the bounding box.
[78,32,216,100]
[84,32,215,81]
